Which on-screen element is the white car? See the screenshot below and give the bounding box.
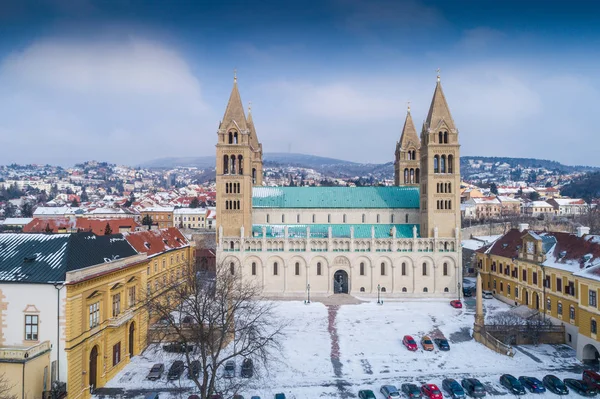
[224,360,235,378]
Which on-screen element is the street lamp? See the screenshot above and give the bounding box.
[305,283,311,304]
[457,282,461,301]
[377,284,383,305]
[53,282,65,382]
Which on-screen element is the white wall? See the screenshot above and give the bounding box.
[0,283,67,383]
[253,208,420,225]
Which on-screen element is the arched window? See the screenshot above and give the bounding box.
[390,214,394,223]
[343,214,347,223]
[228,132,233,144]
[402,287,407,292]
[295,262,300,276]
[225,201,229,210]
[282,214,285,223]
[360,262,365,276]
[327,214,331,223]
[266,214,270,223]
[443,262,448,276]
[238,155,243,175]
[251,262,257,276]
[439,131,443,144]
[317,262,322,276]
[415,168,420,183]
[380,262,386,276]
[273,262,278,276]
[405,214,409,223]
[312,214,316,223]
[412,150,416,159]
[234,132,238,144]
[422,262,427,276]
[360,287,365,292]
[441,155,446,173]
[252,168,257,184]
[407,151,412,160]
[404,168,409,184]
[362,214,366,223]
[377,214,380,223]
[423,287,428,292]
[297,214,300,223]
[401,262,406,276]
[448,155,454,174]
[223,155,229,174]
[444,287,449,292]
[448,200,452,210]
[434,156,439,173]
[231,156,236,174]
[230,262,235,275]
[229,241,234,250]
[448,182,451,193]
[410,169,415,183]
[226,183,229,194]
[444,131,448,143]
[381,287,387,292]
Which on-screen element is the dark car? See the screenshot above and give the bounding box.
[564,379,598,397]
[187,360,201,379]
[250,397,261,399]
[434,338,450,351]
[584,370,600,390]
[144,394,160,399]
[358,390,376,399]
[274,394,286,399]
[543,375,569,395]
[163,342,194,353]
[401,383,422,399]
[233,396,244,399]
[147,363,164,380]
[168,360,185,380]
[224,360,235,378]
[499,374,525,395]
[461,378,486,398]
[518,376,546,393]
[442,378,466,399]
[463,287,473,297]
[241,358,254,378]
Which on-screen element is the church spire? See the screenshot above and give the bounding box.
[246,101,259,149]
[398,104,419,149]
[220,71,248,131]
[424,75,456,132]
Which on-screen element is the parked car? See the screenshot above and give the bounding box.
[499,374,525,395]
[147,363,164,380]
[434,338,450,351]
[209,395,223,399]
[403,335,418,351]
[380,385,401,399]
[358,390,376,399]
[463,287,472,297]
[442,378,466,399]
[187,360,201,379]
[564,379,598,397]
[461,378,486,398]
[401,383,422,399]
[250,397,261,399]
[233,395,244,399]
[518,376,546,393]
[450,300,462,308]
[543,375,569,395]
[584,370,600,390]
[224,360,236,378]
[144,394,160,399]
[482,290,493,299]
[421,384,443,399]
[168,360,185,380]
[274,394,286,399]
[421,335,434,351]
[187,396,199,399]
[163,342,194,353]
[241,358,254,378]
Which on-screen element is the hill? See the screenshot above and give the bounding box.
[561,172,600,202]
[461,156,598,174]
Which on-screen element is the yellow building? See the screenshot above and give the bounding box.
[140,206,175,229]
[476,224,600,363]
[64,228,194,399]
[0,341,52,399]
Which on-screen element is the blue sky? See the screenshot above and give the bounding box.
[0,0,599,166]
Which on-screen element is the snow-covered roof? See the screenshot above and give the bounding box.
[174,208,208,215]
[142,206,175,212]
[0,218,33,225]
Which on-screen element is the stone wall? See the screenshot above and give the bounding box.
[462,220,575,238]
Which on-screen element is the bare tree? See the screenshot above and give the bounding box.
[0,373,17,399]
[145,261,286,399]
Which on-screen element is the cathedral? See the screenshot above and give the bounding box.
[215,74,462,298]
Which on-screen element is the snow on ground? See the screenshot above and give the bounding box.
[97,297,586,399]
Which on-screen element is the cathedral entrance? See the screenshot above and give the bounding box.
[333,270,349,294]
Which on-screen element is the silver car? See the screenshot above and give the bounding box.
[224,360,235,378]
[147,363,164,380]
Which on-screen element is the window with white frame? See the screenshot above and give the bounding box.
[89,302,100,328]
[25,315,39,341]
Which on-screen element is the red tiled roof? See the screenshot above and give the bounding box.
[75,218,139,235]
[23,217,75,233]
[476,228,523,258]
[123,227,189,257]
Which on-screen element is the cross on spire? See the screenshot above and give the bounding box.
[234,68,237,83]
[436,68,441,82]
[407,100,411,112]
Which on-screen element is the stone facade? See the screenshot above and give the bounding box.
[216,77,462,298]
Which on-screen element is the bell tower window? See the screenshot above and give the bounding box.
[448,155,454,174]
[223,155,229,174]
[444,131,448,143]
[438,131,443,144]
[238,155,243,175]
[234,132,238,144]
[434,156,439,173]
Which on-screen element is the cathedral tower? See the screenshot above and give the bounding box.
[419,75,461,238]
[394,106,421,186]
[216,76,262,241]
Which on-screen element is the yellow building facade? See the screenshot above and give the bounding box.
[476,225,600,362]
[64,229,194,399]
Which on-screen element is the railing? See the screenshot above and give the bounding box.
[0,340,52,361]
[108,310,135,327]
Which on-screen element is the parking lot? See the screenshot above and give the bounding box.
[95,296,587,399]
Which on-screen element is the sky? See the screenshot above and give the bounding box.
[0,0,599,167]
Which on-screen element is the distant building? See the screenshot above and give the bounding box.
[174,207,208,229]
[139,206,175,229]
[548,198,589,216]
[522,201,555,217]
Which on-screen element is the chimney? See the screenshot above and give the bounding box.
[518,223,529,233]
[577,226,590,238]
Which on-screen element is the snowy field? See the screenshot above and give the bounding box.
[96,297,587,399]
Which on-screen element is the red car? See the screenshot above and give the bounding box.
[421,384,443,399]
[402,335,418,351]
[450,300,462,308]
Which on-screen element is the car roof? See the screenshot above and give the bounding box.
[404,335,414,339]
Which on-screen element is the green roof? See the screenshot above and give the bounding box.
[252,186,419,209]
[251,224,419,239]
